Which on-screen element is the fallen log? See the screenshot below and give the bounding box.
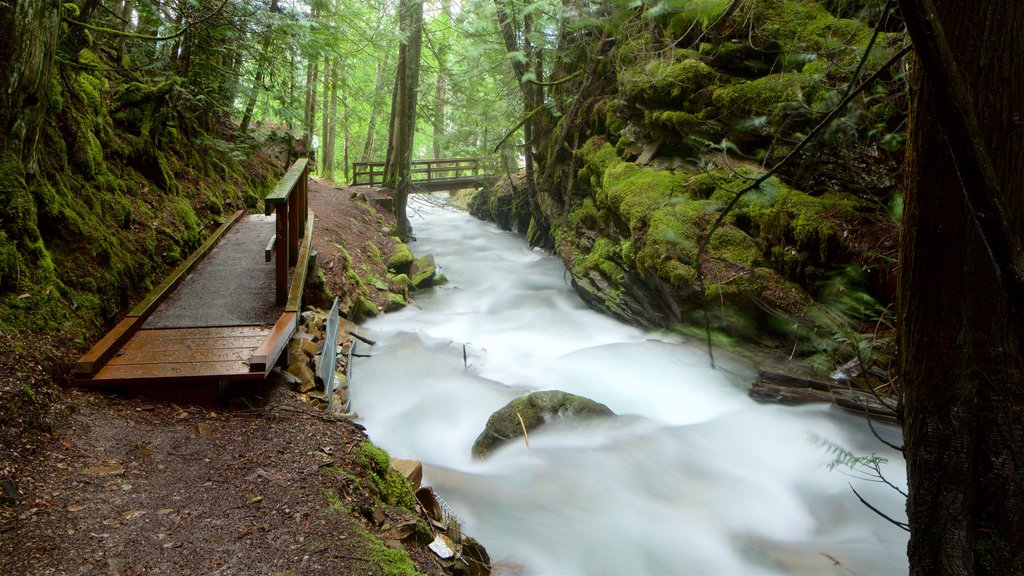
[749,369,899,425]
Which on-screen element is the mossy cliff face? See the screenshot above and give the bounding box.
[473,0,901,346]
[0,45,278,344]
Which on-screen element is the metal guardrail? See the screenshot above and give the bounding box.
[320,297,341,410]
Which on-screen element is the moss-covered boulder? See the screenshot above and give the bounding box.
[471,391,615,459]
[387,242,415,274]
[409,255,437,289]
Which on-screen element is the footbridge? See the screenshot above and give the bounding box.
[351,157,497,192]
[72,159,315,386]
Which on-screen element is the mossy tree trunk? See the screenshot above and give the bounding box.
[0,0,61,173]
[898,0,1024,573]
[384,0,423,241]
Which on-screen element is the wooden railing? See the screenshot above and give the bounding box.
[351,157,481,187]
[264,158,309,305]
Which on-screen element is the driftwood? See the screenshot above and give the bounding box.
[749,369,899,425]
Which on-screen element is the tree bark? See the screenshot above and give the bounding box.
[320,53,331,176]
[0,0,61,173]
[494,0,540,191]
[384,0,423,240]
[325,59,339,181]
[361,58,389,163]
[897,1,1024,574]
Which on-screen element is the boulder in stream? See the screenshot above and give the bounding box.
[471,390,615,459]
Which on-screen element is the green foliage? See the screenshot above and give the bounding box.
[800,266,894,373]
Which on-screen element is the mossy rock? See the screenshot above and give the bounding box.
[711,72,807,120]
[349,295,379,322]
[389,273,411,294]
[384,292,407,312]
[353,441,417,511]
[409,255,437,289]
[387,242,414,273]
[619,56,716,108]
[471,391,615,459]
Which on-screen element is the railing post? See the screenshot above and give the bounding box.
[288,181,299,265]
[275,201,289,305]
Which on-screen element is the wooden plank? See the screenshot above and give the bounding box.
[130,326,271,340]
[124,335,268,351]
[128,210,244,318]
[288,185,299,265]
[286,211,316,313]
[87,361,261,384]
[73,316,144,377]
[106,347,255,366]
[275,200,289,305]
[249,312,297,374]
[264,158,309,213]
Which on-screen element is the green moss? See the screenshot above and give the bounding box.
[409,256,436,288]
[569,197,600,229]
[600,161,689,233]
[384,292,407,312]
[354,441,417,511]
[349,295,379,322]
[645,109,701,133]
[711,72,807,117]
[619,57,715,108]
[356,527,424,576]
[387,243,414,272]
[746,0,870,63]
[575,237,627,286]
[735,184,859,260]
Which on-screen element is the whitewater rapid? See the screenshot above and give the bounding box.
[350,196,907,575]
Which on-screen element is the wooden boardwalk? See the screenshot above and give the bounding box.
[72,160,314,387]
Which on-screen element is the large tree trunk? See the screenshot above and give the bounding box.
[0,0,61,173]
[384,0,423,240]
[898,1,1024,574]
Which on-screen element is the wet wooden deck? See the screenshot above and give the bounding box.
[72,160,313,387]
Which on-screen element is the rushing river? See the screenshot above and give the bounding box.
[350,196,908,575]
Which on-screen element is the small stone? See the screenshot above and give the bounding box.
[286,341,307,367]
[334,371,348,389]
[299,338,318,358]
[1,478,19,504]
[390,458,423,489]
[286,362,316,393]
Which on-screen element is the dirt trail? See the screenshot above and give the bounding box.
[0,178,461,576]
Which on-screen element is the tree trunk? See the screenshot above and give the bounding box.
[897,1,1024,574]
[320,53,331,176]
[323,58,339,181]
[0,0,61,173]
[432,73,447,159]
[304,58,318,151]
[494,0,539,190]
[342,89,350,182]
[362,58,390,163]
[431,0,452,160]
[384,0,423,241]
